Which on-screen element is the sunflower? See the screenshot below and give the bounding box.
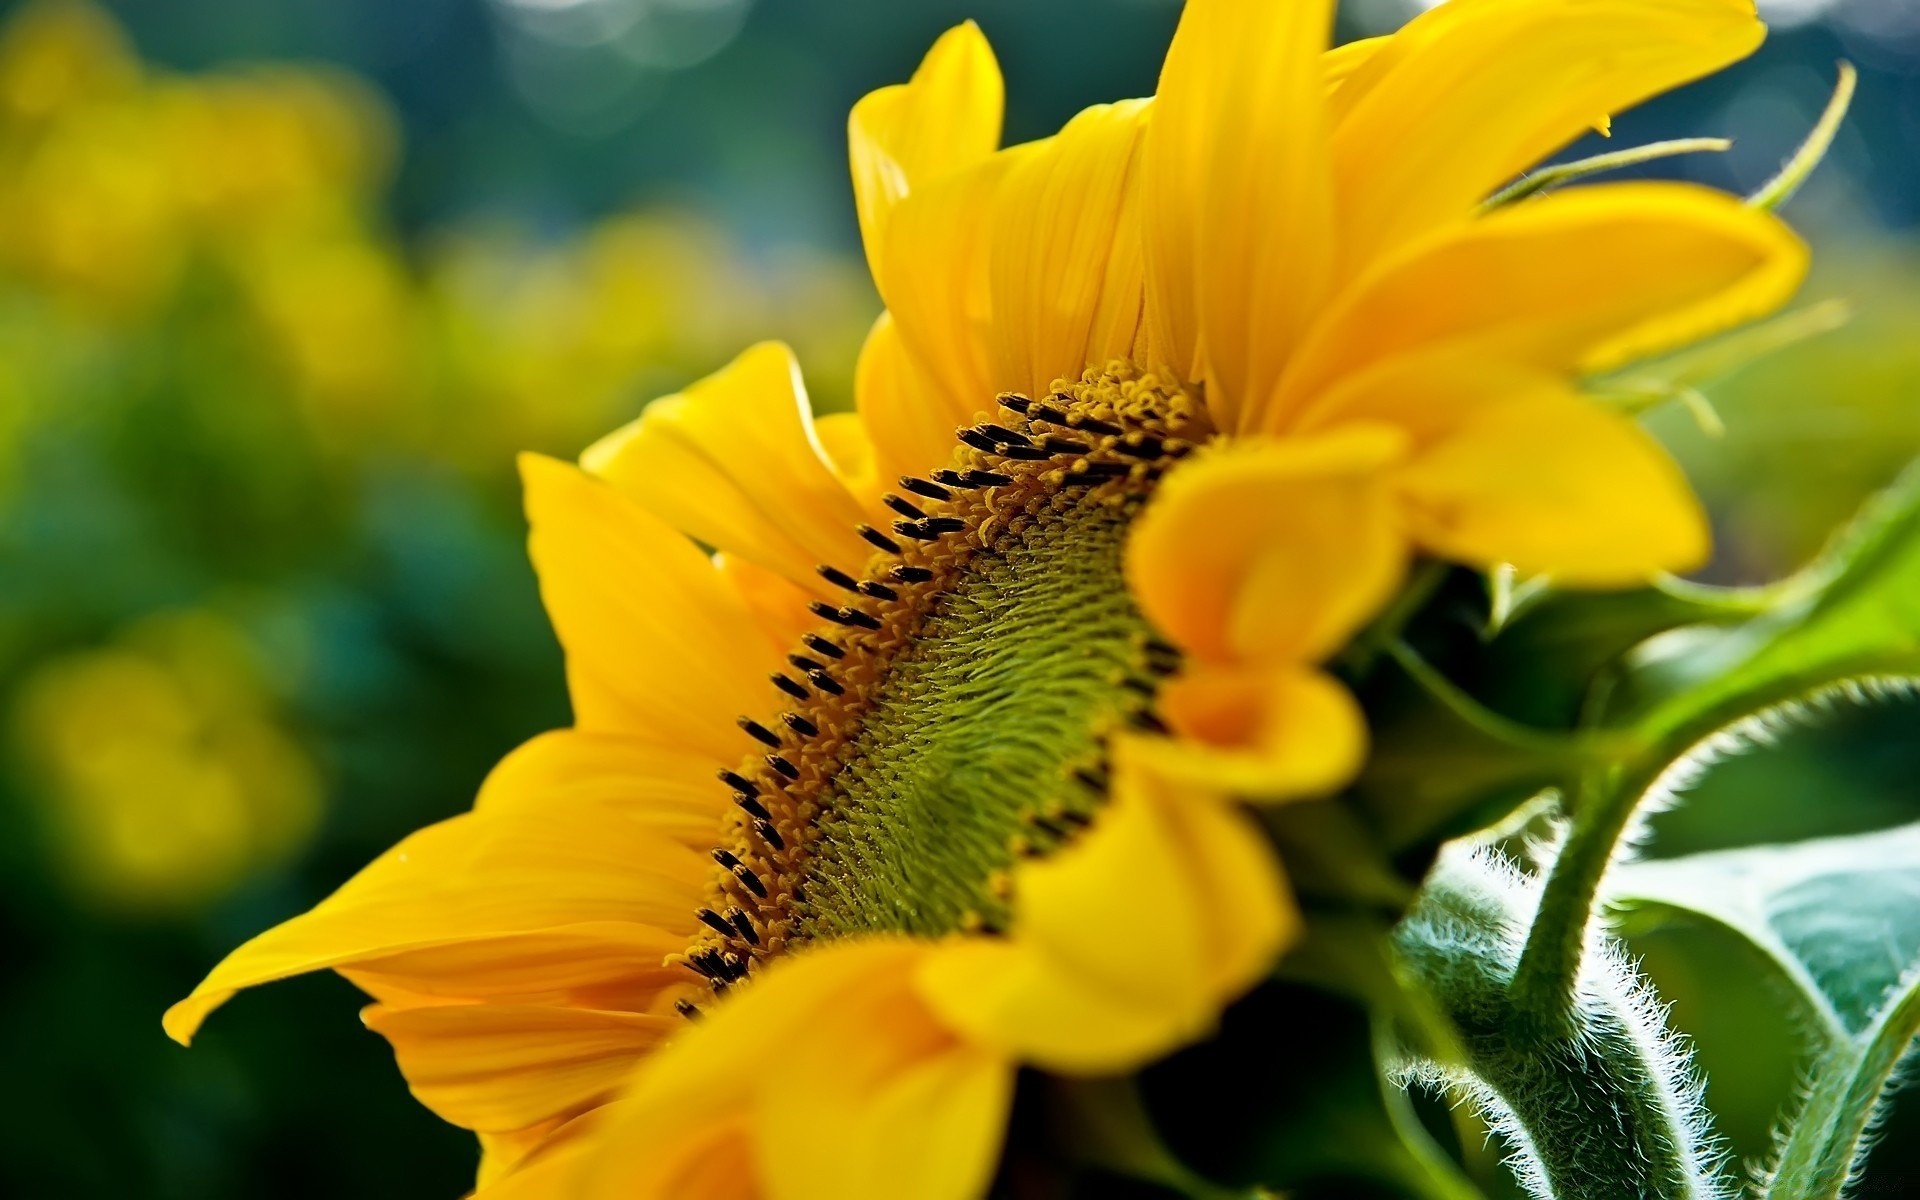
[166,0,1805,1195]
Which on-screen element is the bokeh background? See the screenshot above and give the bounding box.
[0,0,1912,1196]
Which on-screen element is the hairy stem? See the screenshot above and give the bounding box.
[1398,848,1726,1200]
[1507,764,1636,1037]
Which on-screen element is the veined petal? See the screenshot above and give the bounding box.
[476,729,725,851]
[849,22,1003,286]
[988,99,1151,400]
[1394,382,1710,584]
[344,922,690,1006]
[365,1003,672,1133]
[521,453,771,757]
[920,745,1293,1074]
[581,342,873,591]
[163,803,705,1044]
[853,311,973,487]
[1126,431,1409,666]
[1281,183,1806,426]
[1329,0,1765,272]
[581,938,1012,1200]
[880,152,1016,422]
[1144,0,1338,430]
[1140,663,1367,801]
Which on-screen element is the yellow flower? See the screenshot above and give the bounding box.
[167,1,1806,1196]
[14,611,321,910]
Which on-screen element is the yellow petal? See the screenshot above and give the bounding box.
[714,551,821,658]
[1281,183,1808,424]
[988,99,1151,399]
[1323,35,1387,95]
[1329,0,1765,272]
[853,310,972,487]
[1394,383,1710,585]
[1126,431,1409,666]
[761,953,1012,1200]
[475,729,724,851]
[879,152,1015,421]
[1138,663,1367,801]
[520,453,771,757]
[163,801,704,1044]
[1144,0,1338,430]
[365,1003,672,1133]
[345,922,690,1007]
[811,410,886,515]
[581,938,1013,1200]
[476,1119,567,1191]
[581,342,872,592]
[473,1115,631,1200]
[921,746,1294,1074]
[849,22,1003,286]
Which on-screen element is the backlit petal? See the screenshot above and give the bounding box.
[581,342,873,591]
[988,99,1150,399]
[879,152,1015,422]
[520,453,771,755]
[849,22,1003,285]
[1329,0,1765,272]
[1126,431,1409,666]
[1282,183,1808,425]
[1144,0,1338,430]
[853,310,972,487]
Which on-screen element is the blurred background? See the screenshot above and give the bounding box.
[0,0,1911,1196]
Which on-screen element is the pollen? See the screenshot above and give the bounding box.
[673,363,1210,1006]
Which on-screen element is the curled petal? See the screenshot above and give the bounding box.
[1141,663,1367,802]
[1126,430,1410,665]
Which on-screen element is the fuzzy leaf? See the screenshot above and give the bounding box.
[1610,824,1920,1197]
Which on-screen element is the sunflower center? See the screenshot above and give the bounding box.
[675,364,1207,1007]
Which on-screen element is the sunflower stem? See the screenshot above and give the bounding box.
[1507,764,1638,1037]
[1338,560,1451,677]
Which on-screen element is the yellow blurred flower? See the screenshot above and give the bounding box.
[11,610,321,912]
[0,0,393,317]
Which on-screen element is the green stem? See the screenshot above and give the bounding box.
[1400,851,1726,1200]
[1507,764,1634,1037]
[1339,560,1452,677]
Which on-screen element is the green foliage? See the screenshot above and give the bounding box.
[1614,825,1920,1197]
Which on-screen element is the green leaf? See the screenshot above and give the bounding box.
[1604,459,1920,747]
[1610,824,1920,1197]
